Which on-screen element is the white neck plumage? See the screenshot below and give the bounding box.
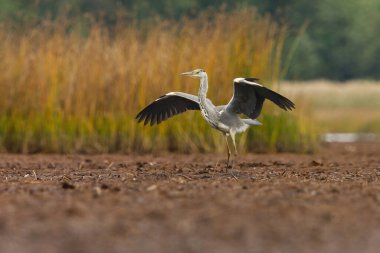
[198,73,216,123]
[198,74,208,103]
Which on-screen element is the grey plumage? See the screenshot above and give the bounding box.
[136,69,295,169]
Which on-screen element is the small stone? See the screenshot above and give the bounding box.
[93,186,102,197]
[146,184,158,191]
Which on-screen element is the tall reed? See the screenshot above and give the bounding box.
[0,8,317,153]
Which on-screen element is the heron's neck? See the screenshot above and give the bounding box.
[198,75,208,103]
[197,74,218,126]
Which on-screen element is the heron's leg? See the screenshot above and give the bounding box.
[224,134,231,168]
[230,131,238,169]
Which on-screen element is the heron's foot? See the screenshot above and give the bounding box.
[229,170,238,180]
[225,162,233,172]
[232,153,238,168]
[225,159,231,172]
[223,166,238,179]
[226,153,231,167]
[230,157,236,169]
[224,153,237,174]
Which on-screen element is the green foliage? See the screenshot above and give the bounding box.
[245,112,318,153]
[0,113,317,154]
[285,0,380,80]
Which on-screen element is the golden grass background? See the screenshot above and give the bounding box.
[0,8,317,153]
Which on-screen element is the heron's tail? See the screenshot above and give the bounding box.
[242,119,262,126]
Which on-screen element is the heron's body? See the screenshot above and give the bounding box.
[195,73,260,135]
[136,69,295,169]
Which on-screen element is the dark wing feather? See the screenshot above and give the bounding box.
[255,86,295,111]
[226,78,295,119]
[136,92,200,126]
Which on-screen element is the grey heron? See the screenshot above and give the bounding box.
[136,69,295,168]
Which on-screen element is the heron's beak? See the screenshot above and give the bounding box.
[179,71,193,76]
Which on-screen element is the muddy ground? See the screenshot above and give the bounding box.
[0,142,380,253]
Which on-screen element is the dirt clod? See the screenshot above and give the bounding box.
[61,181,75,190]
[311,159,324,166]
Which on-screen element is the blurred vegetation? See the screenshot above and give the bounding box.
[0,8,317,153]
[0,0,379,80]
[283,81,380,133]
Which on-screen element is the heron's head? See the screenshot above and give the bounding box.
[180,69,206,79]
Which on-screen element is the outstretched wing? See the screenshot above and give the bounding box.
[225,78,295,119]
[136,92,201,126]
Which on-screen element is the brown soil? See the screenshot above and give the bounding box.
[0,142,380,253]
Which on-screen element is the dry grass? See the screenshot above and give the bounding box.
[282,80,380,133]
[0,8,317,153]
